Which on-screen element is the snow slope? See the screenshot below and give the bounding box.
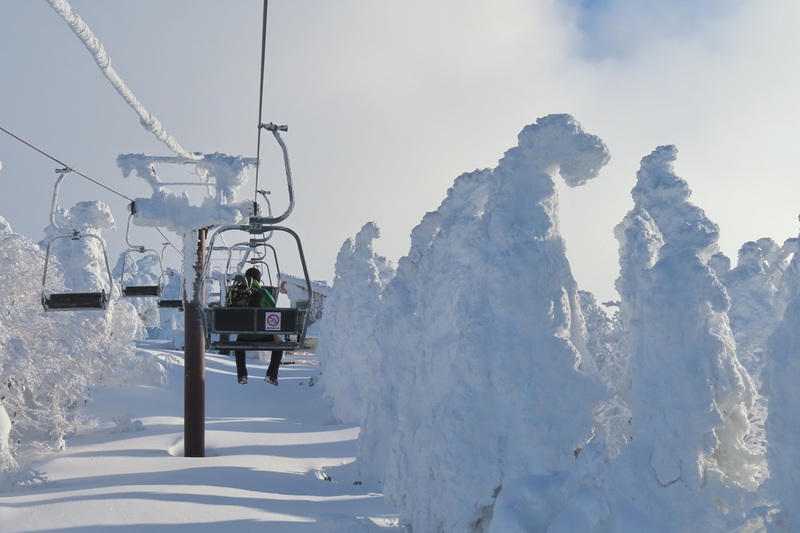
[0,344,399,532]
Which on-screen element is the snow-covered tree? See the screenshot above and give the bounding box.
[715,238,794,376]
[608,145,762,531]
[580,291,631,458]
[761,221,800,527]
[372,114,609,532]
[0,205,140,464]
[317,222,394,424]
[0,400,12,472]
[763,275,800,527]
[356,165,495,486]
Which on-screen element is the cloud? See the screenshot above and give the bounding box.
[2,0,799,305]
[573,0,747,60]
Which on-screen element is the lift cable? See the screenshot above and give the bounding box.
[0,124,183,258]
[253,0,270,214]
[0,124,132,201]
[46,0,199,161]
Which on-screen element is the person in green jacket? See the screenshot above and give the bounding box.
[231,267,283,385]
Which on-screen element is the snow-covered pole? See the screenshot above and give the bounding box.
[117,125,288,458]
[119,153,256,460]
[50,0,264,459]
[183,228,207,457]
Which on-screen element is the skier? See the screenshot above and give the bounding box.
[230,267,284,385]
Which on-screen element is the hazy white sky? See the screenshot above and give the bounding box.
[1,0,798,303]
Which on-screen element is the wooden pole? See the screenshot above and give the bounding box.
[184,228,207,457]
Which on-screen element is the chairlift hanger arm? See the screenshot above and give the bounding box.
[254,123,294,225]
[258,224,312,299]
[225,239,277,278]
[125,205,146,253]
[49,168,76,235]
[120,203,166,298]
[204,224,261,279]
[124,207,162,261]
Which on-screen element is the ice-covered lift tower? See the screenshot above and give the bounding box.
[117,150,258,309]
[47,0,291,458]
[117,152,256,233]
[117,150,258,458]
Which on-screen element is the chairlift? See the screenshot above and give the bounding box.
[156,242,185,310]
[158,285,185,309]
[158,299,184,309]
[205,226,276,302]
[221,239,281,304]
[119,203,164,298]
[41,168,114,311]
[202,219,312,352]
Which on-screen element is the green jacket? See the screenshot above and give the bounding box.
[233,277,279,341]
[227,276,276,308]
[250,279,277,308]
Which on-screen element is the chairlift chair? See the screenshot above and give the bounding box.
[119,206,164,298]
[203,220,312,352]
[155,243,185,309]
[157,279,185,308]
[41,168,114,312]
[203,124,310,350]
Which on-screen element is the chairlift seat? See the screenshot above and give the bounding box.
[122,285,161,297]
[158,299,184,309]
[43,291,108,311]
[206,306,308,351]
[211,307,302,334]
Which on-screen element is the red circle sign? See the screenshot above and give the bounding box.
[266,313,280,327]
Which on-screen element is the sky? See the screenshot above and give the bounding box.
[1,0,799,303]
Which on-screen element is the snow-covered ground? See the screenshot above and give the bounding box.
[0,343,400,532]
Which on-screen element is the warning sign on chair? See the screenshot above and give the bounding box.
[264,311,282,331]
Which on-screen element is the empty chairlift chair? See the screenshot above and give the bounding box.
[119,207,164,299]
[41,169,114,311]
